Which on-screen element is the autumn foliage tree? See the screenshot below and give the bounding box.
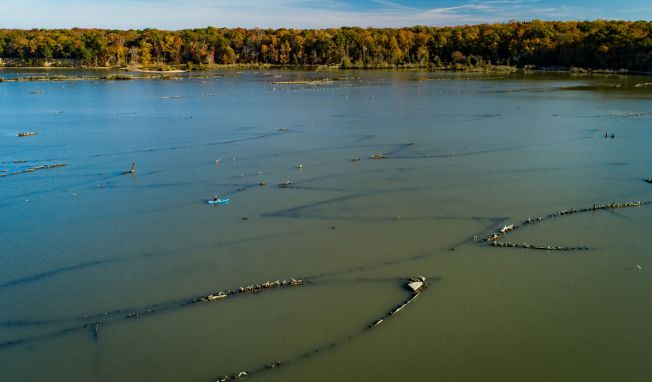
[0,21,650,71]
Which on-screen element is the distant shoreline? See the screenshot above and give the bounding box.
[0,64,650,80]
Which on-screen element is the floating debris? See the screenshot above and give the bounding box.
[278,180,292,188]
[17,132,38,137]
[370,154,385,160]
[121,162,136,175]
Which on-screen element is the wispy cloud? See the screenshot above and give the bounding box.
[424,4,494,15]
[370,0,419,11]
[0,0,649,29]
[477,0,539,5]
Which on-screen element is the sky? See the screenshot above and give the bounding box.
[0,0,651,30]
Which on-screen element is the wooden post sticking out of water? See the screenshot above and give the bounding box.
[122,162,136,175]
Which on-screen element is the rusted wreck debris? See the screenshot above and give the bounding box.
[216,277,426,382]
[17,132,38,137]
[126,279,304,320]
[0,163,66,177]
[407,276,426,294]
[1,277,308,350]
[217,371,249,382]
[369,276,426,328]
[278,180,292,188]
[482,201,650,251]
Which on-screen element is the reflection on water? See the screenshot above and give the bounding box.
[1,70,651,382]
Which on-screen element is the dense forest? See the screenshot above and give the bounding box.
[1,20,651,71]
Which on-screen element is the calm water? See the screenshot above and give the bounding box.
[1,69,651,382]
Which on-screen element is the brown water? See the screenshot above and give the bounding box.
[1,70,651,381]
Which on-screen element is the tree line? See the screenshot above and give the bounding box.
[1,20,651,71]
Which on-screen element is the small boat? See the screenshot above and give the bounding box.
[370,154,385,160]
[17,132,38,137]
[207,198,230,205]
[645,178,652,184]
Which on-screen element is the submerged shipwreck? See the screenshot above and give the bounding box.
[0,163,66,177]
[17,131,38,137]
[216,276,428,381]
[481,201,650,251]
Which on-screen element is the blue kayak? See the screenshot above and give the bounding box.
[206,198,230,205]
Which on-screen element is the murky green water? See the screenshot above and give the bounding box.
[1,69,651,382]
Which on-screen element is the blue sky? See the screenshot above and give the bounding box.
[1,0,651,29]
